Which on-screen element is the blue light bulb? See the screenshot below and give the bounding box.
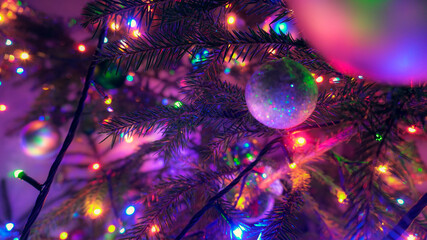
[125,205,135,215]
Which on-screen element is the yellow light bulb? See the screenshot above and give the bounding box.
[59,232,68,239]
[104,97,112,105]
[150,225,160,233]
[227,16,235,24]
[107,225,116,233]
[407,126,416,134]
[93,208,102,216]
[289,163,297,169]
[377,165,388,174]
[20,52,29,60]
[337,190,347,203]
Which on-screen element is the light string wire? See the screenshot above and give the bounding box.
[19,25,107,240]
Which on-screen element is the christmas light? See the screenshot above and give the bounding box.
[407,126,416,134]
[107,224,116,233]
[232,225,246,239]
[59,232,68,239]
[150,225,160,233]
[407,235,416,240]
[104,37,108,43]
[329,77,341,84]
[377,165,388,173]
[93,208,102,216]
[78,44,86,52]
[289,163,297,169]
[13,169,24,178]
[104,97,112,105]
[294,137,306,147]
[20,52,29,60]
[126,74,134,82]
[110,22,119,30]
[5,39,12,45]
[397,198,404,205]
[124,135,134,143]
[132,29,141,38]
[174,101,183,108]
[125,205,135,215]
[5,222,14,231]
[92,163,100,170]
[128,19,137,28]
[0,104,6,111]
[227,16,235,24]
[273,22,288,34]
[119,227,126,234]
[162,98,168,105]
[107,107,114,112]
[16,67,24,74]
[8,54,15,62]
[224,67,231,74]
[315,76,324,83]
[337,190,347,203]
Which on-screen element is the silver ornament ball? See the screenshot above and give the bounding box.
[245,58,318,129]
[20,120,61,158]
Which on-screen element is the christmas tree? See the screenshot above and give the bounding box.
[0,0,426,239]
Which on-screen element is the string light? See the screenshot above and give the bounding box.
[104,97,112,105]
[174,101,183,108]
[107,225,116,233]
[13,169,24,178]
[407,234,416,240]
[0,104,7,111]
[119,227,126,234]
[128,19,137,28]
[407,126,416,134]
[150,225,160,233]
[5,223,14,231]
[78,44,86,52]
[337,190,347,203]
[232,225,246,239]
[124,134,134,143]
[93,208,102,215]
[92,163,100,170]
[59,232,68,239]
[20,52,29,60]
[125,205,135,215]
[16,67,24,74]
[126,73,134,81]
[87,204,103,218]
[377,165,388,174]
[5,39,12,45]
[104,37,108,43]
[227,16,235,24]
[8,55,15,62]
[294,137,306,147]
[110,22,119,30]
[397,198,405,205]
[132,29,141,38]
[289,163,297,169]
[315,76,324,83]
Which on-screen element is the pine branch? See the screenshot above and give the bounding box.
[256,169,310,240]
[122,169,234,239]
[97,26,307,72]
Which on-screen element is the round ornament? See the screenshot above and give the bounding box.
[20,120,61,157]
[94,62,126,89]
[288,0,427,85]
[245,58,318,129]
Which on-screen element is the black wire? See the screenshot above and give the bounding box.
[175,137,282,240]
[19,26,107,240]
[382,193,427,240]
